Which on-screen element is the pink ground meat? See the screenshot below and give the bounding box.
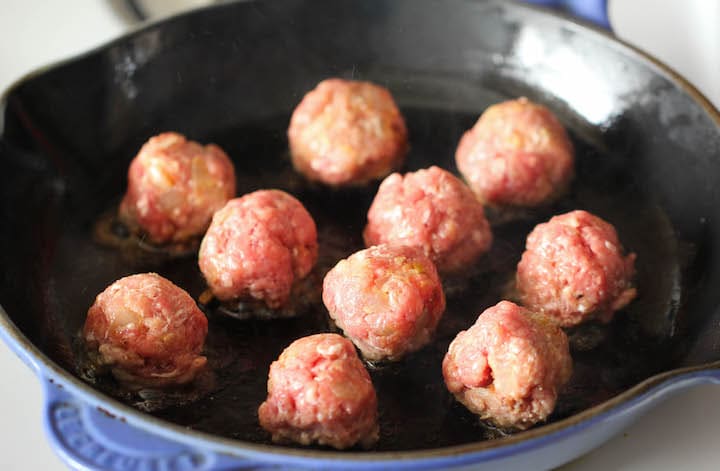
[198,190,318,308]
[516,210,637,327]
[322,244,445,361]
[119,132,236,244]
[258,333,379,449]
[443,301,572,430]
[455,97,574,206]
[363,166,492,273]
[83,273,208,388]
[288,78,408,186]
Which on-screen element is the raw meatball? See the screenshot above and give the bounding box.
[322,244,445,361]
[198,190,318,308]
[83,273,208,388]
[363,166,492,273]
[455,97,574,206]
[288,78,408,186]
[516,210,637,327]
[258,333,379,449]
[443,301,572,430]
[119,132,236,244]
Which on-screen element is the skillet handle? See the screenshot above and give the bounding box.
[42,379,262,471]
[522,0,611,30]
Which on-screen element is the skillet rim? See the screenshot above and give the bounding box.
[1,0,720,462]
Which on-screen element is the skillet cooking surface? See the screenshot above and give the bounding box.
[1,0,719,453]
[80,108,681,450]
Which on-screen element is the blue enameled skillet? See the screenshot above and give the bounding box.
[1,1,719,469]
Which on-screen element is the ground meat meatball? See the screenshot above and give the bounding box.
[516,210,637,327]
[322,244,445,361]
[455,97,574,206]
[443,301,572,430]
[83,273,208,388]
[119,132,236,244]
[198,190,318,308]
[288,78,408,186]
[363,166,492,273]
[258,334,379,449]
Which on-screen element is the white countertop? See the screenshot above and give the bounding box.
[1,1,718,470]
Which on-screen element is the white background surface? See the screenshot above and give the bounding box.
[0,1,719,470]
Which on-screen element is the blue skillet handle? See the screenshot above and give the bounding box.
[522,0,611,30]
[42,379,262,471]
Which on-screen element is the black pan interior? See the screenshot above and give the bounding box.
[1,0,720,452]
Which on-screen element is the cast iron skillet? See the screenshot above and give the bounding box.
[1,0,720,469]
